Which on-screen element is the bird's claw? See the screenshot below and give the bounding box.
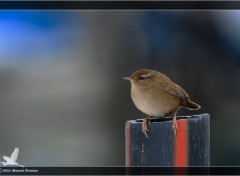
[172,124,178,136]
[172,113,178,136]
[142,117,151,138]
[142,126,149,138]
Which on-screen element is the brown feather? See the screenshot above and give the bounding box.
[182,99,201,110]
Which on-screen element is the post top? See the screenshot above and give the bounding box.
[126,113,210,124]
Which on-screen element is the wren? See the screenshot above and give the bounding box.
[123,69,201,137]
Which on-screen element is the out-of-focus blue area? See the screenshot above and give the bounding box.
[0,11,81,63]
[213,11,240,61]
[144,12,192,50]
[0,11,66,28]
[0,10,240,167]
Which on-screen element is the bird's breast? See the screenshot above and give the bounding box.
[131,85,181,117]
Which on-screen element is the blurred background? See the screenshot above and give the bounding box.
[0,10,240,166]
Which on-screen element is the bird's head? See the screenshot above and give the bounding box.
[123,69,163,89]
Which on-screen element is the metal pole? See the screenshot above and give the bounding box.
[125,113,210,166]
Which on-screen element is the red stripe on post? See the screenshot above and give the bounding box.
[174,120,188,166]
[125,123,131,166]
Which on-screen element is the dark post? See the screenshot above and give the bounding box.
[125,113,210,166]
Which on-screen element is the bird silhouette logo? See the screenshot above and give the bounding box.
[1,147,24,167]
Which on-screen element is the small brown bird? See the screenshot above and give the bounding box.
[123,69,201,137]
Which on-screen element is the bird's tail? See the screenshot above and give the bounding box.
[182,99,201,110]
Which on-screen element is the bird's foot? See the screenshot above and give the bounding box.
[142,116,151,138]
[172,112,178,136]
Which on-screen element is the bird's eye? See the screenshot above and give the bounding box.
[139,76,146,81]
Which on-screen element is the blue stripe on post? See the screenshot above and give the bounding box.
[188,114,210,166]
[126,118,174,166]
[125,122,131,166]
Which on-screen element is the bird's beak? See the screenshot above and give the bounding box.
[122,77,131,81]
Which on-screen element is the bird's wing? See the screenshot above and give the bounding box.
[3,156,11,162]
[165,82,190,101]
[10,148,19,162]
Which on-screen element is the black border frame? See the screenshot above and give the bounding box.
[1,1,240,175]
[0,1,240,10]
